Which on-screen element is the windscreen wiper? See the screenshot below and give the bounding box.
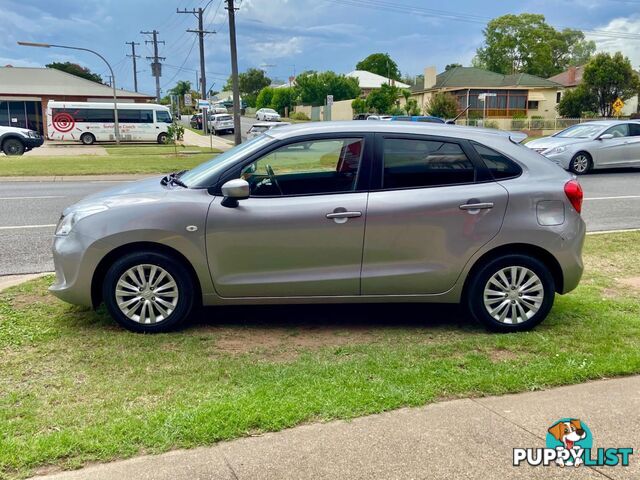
[160,170,188,187]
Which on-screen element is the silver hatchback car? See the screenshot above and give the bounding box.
[50,122,586,333]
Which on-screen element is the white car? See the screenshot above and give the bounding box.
[255,108,281,122]
[246,121,292,139]
[0,125,44,155]
[366,115,392,121]
[208,114,235,135]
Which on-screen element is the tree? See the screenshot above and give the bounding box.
[295,71,360,106]
[445,63,462,71]
[270,87,297,116]
[168,80,192,97]
[255,87,276,110]
[351,98,368,114]
[400,89,420,116]
[425,93,458,119]
[557,86,597,117]
[365,83,401,114]
[474,14,595,78]
[222,69,271,107]
[582,52,640,117]
[356,53,401,81]
[46,61,103,84]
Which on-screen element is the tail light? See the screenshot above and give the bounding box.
[564,180,583,213]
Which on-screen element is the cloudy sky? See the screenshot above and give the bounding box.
[1,0,640,95]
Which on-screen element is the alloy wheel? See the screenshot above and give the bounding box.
[115,264,179,324]
[572,155,589,173]
[483,266,544,324]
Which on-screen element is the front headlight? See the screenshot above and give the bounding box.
[55,205,108,236]
[552,146,567,154]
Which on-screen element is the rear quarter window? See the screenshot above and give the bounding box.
[472,142,522,180]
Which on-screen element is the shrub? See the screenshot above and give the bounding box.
[290,111,310,121]
[351,98,368,114]
[484,120,500,129]
[166,123,184,143]
[425,93,458,119]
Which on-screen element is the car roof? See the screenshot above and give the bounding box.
[570,119,640,127]
[265,120,522,143]
[253,121,292,127]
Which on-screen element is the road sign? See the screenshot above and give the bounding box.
[327,94,333,106]
[478,93,497,101]
[184,93,192,106]
[612,97,624,115]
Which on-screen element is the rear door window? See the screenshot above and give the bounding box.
[382,138,476,189]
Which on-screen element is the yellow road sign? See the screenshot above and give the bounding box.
[613,97,624,114]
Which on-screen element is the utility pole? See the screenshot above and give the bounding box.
[226,0,242,145]
[140,30,165,102]
[125,41,140,92]
[178,6,215,135]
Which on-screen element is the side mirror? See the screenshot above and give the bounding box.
[598,133,614,140]
[221,178,250,208]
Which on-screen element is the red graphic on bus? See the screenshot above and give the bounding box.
[52,112,75,133]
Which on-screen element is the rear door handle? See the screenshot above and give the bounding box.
[459,202,494,211]
[326,211,362,219]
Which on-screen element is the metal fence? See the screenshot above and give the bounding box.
[454,117,612,131]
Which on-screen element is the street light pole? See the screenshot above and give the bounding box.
[17,41,121,144]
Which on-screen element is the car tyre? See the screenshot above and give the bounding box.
[80,133,96,146]
[569,152,592,175]
[2,138,25,155]
[157,132,168,144]
[465,254,555,333]
[102,251,196,333]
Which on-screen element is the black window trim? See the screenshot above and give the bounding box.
[211,132,375,198]
[369,132,493,192]
[469,140,523,181]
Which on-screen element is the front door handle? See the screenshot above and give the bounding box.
[459,202,494,211]
[326,211,362,219]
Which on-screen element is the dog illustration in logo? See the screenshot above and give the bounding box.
[548,419,587,467]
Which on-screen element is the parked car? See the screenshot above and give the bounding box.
[255,108,281,121]
[353,113,375,120]
[50,122,585,334]
[208,114,235,135]
[247,121,292,139]
[190,114,203,130]
[391,115,445,124]
[526,120,640,174]
[366,115,392,121]
[0,125,44,155]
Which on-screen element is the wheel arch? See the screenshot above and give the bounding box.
[461,243,564,300]
[91,241,202,308]
[0,134,25,149]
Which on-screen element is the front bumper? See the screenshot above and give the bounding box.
[23,136,44,149]
[49,232,110,308]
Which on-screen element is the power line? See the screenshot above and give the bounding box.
[161,37,198,89]
[323,0,640,40]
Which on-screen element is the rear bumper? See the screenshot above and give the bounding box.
[557,216,586,294]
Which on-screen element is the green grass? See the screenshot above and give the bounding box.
[0,145,219,176]
[1,232,640,479]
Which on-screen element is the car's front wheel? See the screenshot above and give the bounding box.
[102,251,196,333]
[2,138,25,155]
[466,254,555,332]
[157,132,168,144]
[569,152,592,175]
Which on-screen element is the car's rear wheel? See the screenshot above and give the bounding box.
[2,138,25,155]
[466,254,555,332]
[80,133,96,145]
[102,251,195,333]
[569,152,592,175]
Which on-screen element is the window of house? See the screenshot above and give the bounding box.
[240,138,364,196]
[472,142,522,180]
[527,101,539,110]
[382,138,475,189]
[556,92,562,103]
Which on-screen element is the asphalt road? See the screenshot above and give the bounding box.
[1,169,639,275]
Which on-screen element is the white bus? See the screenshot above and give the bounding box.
[46,101,173,145]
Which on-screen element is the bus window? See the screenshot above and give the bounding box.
[156,110,172,123]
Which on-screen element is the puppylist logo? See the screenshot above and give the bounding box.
[513,418,634,468]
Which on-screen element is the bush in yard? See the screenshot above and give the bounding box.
[166,123,184,143]
[366,83,401,113]
[270,87,297,116]
[484,120,500,129]
[511,111,527,129]
[425,93,458,119]
[351,98,368,114]
[289,111,310,121]
[530,115,545,129]
[557,85,598,118]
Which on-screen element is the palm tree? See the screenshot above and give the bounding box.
[169,80,192,97]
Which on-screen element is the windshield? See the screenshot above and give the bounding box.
[263,109,277,114]
[214,115,232,121]
[555,124,604,138]
[180,135,274,188]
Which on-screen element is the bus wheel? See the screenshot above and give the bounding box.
[80,133,96,145]
[157,133,168,144]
